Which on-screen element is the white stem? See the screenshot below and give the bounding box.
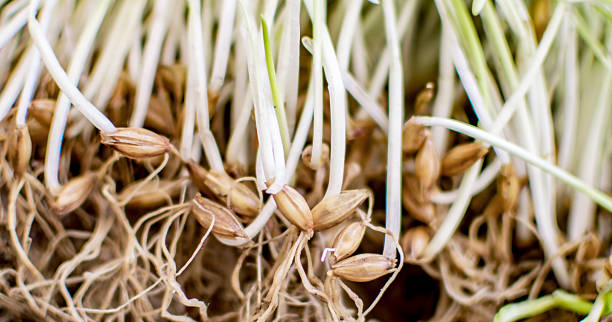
[489,3,566,134]
[209,0,236,94]
[351,22,368,84]
[478,1,568,286]
[225,89,252,170]
[557,20,578,172]
[127,26,142,82]
[0,5,28,49]
[341,71,388,132]
[227,31,249,171]
[262,0,278,24]
[181,61,197,159]
[381,0,404,258]
[431,25,455,154]
[161,0,185,65]
[237,0,285,193]
[78,0,144,113]
[44,0,113,192]
[17,0,58,128]
[310,0,324,170]
[366,0,419,99]
[27,0,116,133]
[276,0,300,135]
[187,0,225,173]
[129,0,170,128]
[0,46,30,122]
[568,56,612,240]
[335,0,363,71]
[304,0,348,199]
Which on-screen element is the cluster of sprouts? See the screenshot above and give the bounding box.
[0,0,612,321]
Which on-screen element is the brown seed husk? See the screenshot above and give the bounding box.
[415,138,440,191]
[331,253,396,282]
[204,170,262,217]
[158,64,186,102]
[402,175,436,224]
[272,185,313,231]
[120,179,182,209]
[53,173,96,215]
[312,189,368,231]
[414,82,435,115]
[441,142,488,176]
[342,161,362,189]
[401,226,430,259]
[192,194,248,239]
[100,127,171,159]
[402,121,428,154]
[28,99,55,127]
[301,143,330,170]
[497,163,520,212]
[145,95,175,135]
[186,161,214,196]
[330,221,366,264]
[8,126,31,176]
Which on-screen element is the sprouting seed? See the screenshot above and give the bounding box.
[204,170,262,217]
[441,142,488,176]
[330,221,366,264]
[401,176,436,225]
[311,189,368,231]
[497,163,520,212]
[401,226,430,259]
[145,95,176,135]
[53,173,97,215]
[301,143,330,170]
[331,254,396,282]
[100,127,171,159]
[402,120,428,154]
[192,194,248,239]
[415,138,440,191]
[28,99,55,127]
[186,161,213,196]
[272,184,314,231]
[414,82,435,115]
[8,127,31,176]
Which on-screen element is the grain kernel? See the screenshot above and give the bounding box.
[29,99,55,126]
[272,185,313,231]
[415,138,440,190]
[402,120,428,154]
[145,95,175,135]
[311,189,368,231]
[8,127,31,176]
[401,226,430,259]
[186,161,212,195]
[441,142,488,176]
[401,175,436,224]
[331,254,396,282]
[301,143,330,170]
[330,221,366,264]
[53,173,96,215]
[204,170,262,217]
[192,194,248,239]
[414,82,435,115]
[497,163,520,212]
[100,127,171,159]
